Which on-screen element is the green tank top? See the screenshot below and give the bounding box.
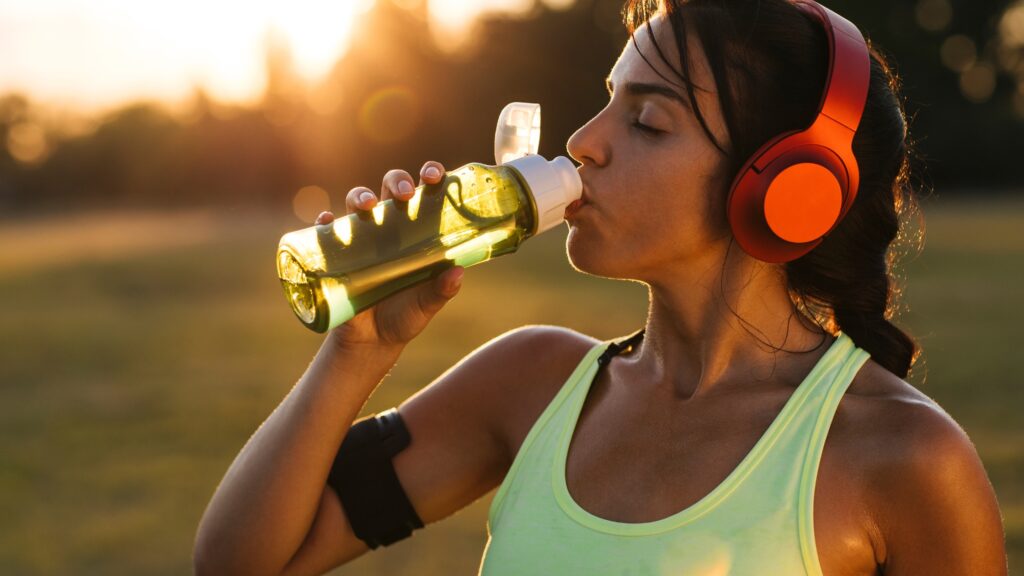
[478,331,870,575]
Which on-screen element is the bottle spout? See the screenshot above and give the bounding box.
[504,155,582,236]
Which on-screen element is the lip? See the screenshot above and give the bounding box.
[564,198,589,220]
[577,171,591,203]
[565,174,593,220]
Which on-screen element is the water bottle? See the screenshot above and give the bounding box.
[276,103,583,333]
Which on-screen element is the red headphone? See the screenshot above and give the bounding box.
[726,0,871,263]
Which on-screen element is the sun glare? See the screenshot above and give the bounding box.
[427,0,533,53]
[268,1,375,80]
[0,0,374,112]
[0,0,574,112]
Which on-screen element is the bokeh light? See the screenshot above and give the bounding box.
[292,185,331,223]
[960,62,998,103]
[915,0,953,33]
[6,122,48,166]
[996,41,1022,73]
[357,86,421,144]
[1000,1,1024,47]
[941,35,978,73]
[996,0,1024,110]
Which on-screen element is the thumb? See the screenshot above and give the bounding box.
[416,266,464,317]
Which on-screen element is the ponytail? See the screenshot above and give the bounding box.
[786,49,923,379]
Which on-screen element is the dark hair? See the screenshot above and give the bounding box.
[622,0,924,379]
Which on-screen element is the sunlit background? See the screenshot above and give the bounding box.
[0,0,581,112]
[0,0,1019,111]
[0,0,1022,574]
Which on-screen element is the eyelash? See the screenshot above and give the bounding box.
[632,120,662,136]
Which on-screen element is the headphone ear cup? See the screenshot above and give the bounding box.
[762,162,843,243]
[727,142,851,263]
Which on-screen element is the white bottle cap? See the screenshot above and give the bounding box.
[494,102,541,165]
[504,154,582,236]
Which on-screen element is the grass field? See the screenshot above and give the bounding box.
[0,196,1021,575]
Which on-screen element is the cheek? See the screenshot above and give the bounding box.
[677,140,732,237]
[632,152,732,256]
[565,139,732,272]
[703,166,733,239]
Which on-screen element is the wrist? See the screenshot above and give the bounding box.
[302,335,406,400]
[324,331,406,361]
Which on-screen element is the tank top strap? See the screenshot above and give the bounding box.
[559,330,645,418]
[794,331,870,407]
[556,330,646,419]
[733,331,870,489]
[796,331,871,574]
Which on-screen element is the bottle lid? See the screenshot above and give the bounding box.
[504,154,582,236]
[494,102,541,165]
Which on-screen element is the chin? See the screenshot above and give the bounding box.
[565,225,631,280]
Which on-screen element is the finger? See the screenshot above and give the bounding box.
[415,266,464,319]
[382,169,416,201]
[315,211,336,225]
[345,186,377,214]
[440,266,465,296]
[419,161,447,185]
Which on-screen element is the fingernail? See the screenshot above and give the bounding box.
[398,180,414,196]
[451,267,464,287]
[359,191,375,205]
[424,167,441,180]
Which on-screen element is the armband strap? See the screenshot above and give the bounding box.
[327,407,424,549]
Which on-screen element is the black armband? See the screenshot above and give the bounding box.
[327,408,424,549]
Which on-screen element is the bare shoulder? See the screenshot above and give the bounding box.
[482,325,602,461]
[482,324,600,385]
[406,324,600,467]
[386,325,601,527]
[838,358,982,472]
[836,359,1008,574]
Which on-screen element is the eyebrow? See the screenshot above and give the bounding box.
[606,77,691,110]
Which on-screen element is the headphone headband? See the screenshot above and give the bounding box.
[727,0,871,263]
[794,0,871,134]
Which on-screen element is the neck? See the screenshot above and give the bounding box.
[620,243,831,401]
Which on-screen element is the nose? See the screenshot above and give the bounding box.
[566,110,609,168]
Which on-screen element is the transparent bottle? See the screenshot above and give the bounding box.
[276,154,582,332]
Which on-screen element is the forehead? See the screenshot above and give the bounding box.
[607,12,711,93]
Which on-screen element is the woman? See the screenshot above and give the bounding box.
[195,1,1008,574]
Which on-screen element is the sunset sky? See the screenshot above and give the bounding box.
[0,0,568,113]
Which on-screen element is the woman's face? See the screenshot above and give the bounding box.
[565,13,734,283]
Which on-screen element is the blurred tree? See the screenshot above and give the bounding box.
[0,0,1019,216]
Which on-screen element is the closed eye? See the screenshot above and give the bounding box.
[632,120,663,136]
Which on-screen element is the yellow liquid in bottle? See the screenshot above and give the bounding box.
[276,163,537,332]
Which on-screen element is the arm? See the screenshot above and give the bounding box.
[192,336,407,576]
[194,161,470,576]
[195,323,584,576]
[276,325,587,576]
[868,402,1008,575]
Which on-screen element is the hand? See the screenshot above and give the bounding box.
[322,161,465,352]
